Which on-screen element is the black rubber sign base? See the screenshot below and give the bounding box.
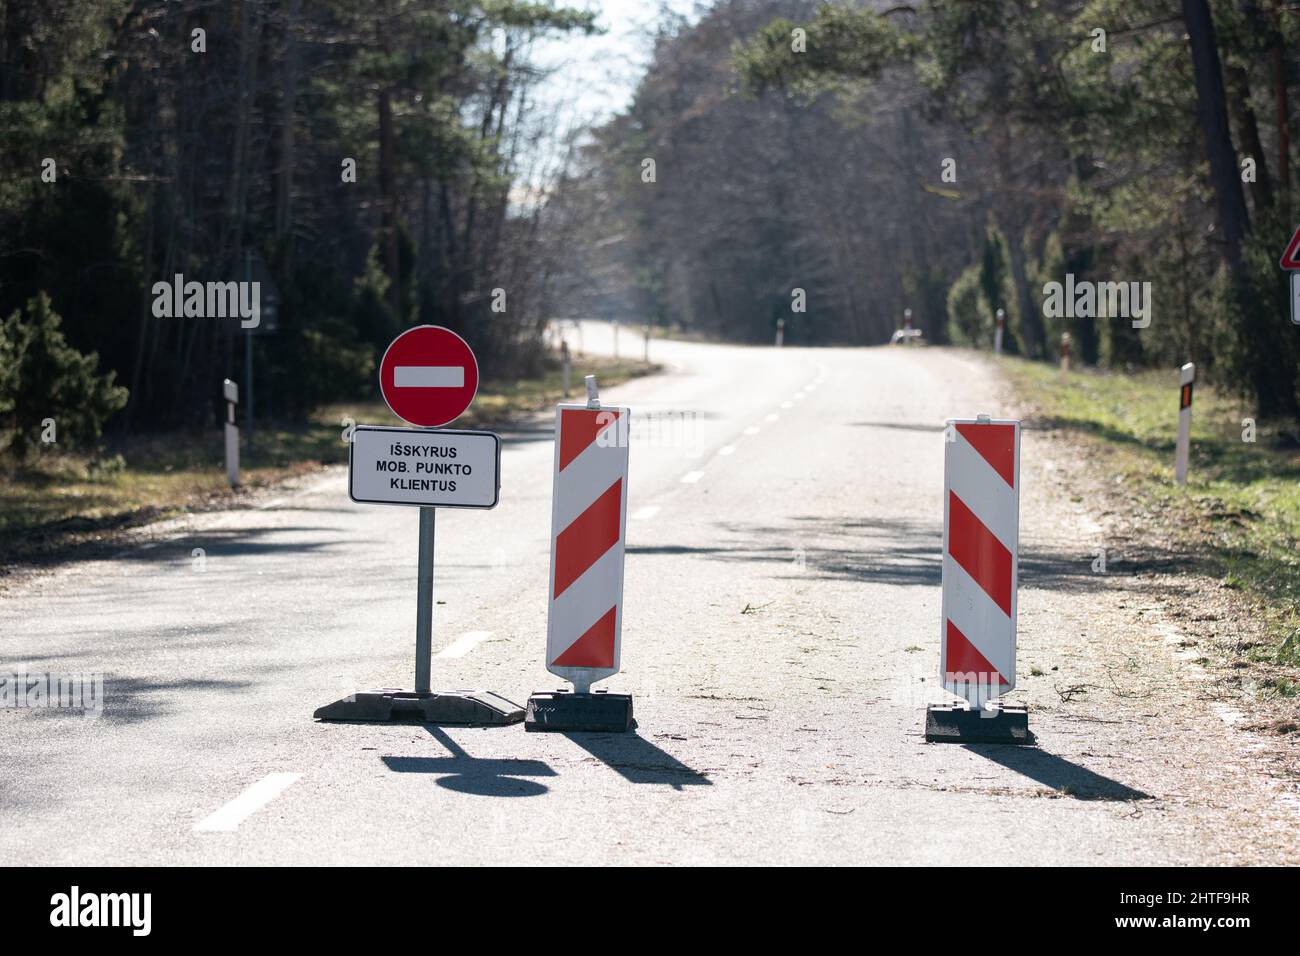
[314,689,524,725]
[524,689,634,733]
[925,702,1032,744]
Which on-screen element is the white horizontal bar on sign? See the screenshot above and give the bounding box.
[395,366,464,388]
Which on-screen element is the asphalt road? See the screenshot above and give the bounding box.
[3,324,1296,865]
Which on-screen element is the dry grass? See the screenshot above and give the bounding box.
[1,354,656,572]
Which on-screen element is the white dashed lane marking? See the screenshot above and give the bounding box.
[718,445,736,456]
[436,630,493,658]
[680,471,705,484]
[743,426,760,436]
[194,773,302,833]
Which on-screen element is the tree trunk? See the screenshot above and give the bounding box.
[1181,0,1250,272]
[1226,64,1273,211]
[377,5,400,317]
[1184,0,1296,419]
[275,0,301,270]
[1274,27,1291,224]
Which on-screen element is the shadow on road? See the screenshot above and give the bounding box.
[380,726,555,797]
[140,526,347,561]
[846,420,946,433]
[26,673,264,724]
[563,731,711,790]
[629,514,1122,594]
[495,419,555,447]
[963,743,1152,801]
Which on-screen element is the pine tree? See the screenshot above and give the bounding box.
[0,293,128,460]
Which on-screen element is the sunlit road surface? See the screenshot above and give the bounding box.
[2,322,1295,865]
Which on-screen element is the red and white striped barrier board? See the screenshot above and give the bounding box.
[941,418,1021,706]
[546,402,630,692]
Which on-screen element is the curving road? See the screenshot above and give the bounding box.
[2,323,1295,864]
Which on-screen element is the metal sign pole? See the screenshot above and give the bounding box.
[244,250,254,448]
[415,506,435,694]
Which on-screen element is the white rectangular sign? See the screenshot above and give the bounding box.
[349,425,499,509]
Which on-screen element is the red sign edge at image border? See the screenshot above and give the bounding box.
[1280,226,1300,271]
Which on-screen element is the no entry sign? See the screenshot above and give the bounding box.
[380,325,479,427]
[349,425,499,509]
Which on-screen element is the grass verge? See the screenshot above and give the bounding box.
[0,354,656,573]
[1002,357,1300,702]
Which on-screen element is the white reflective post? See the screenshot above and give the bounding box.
[1175,362,1194,485]
[223,378,240,488]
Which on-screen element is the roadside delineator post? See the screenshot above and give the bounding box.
[561,341,572,398]
[1060,331,1071,377]
[994,309,1004,356]
[775,317,785,348]
[223,379,240,489]
[1175,362,1194,485]
[925,414,1031,744]
[525,374,634,732]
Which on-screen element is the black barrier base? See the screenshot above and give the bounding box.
[925,702,1032,744]
[314,689,524,725]
[524,689,634,733]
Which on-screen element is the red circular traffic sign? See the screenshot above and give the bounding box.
[378,325,479,427]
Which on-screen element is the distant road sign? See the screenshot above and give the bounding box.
[379,326,479,427]
[1281,226,1300,270]
[349,425,499,509]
